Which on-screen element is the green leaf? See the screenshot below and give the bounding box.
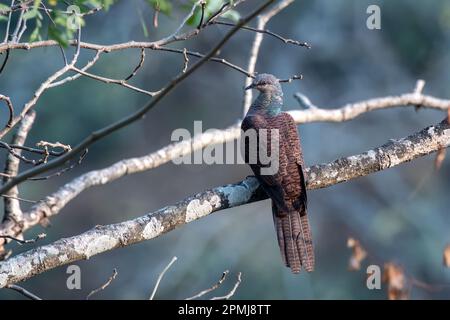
[221,9,240,23]
[147,0,172,16]
[29,25,42,42]
[23,9,39,20]
[137,8,149,37]
[48,25,69,47]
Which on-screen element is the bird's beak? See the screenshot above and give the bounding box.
[245,84,254,90]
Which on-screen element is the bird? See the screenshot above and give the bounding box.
[241,73,314,274]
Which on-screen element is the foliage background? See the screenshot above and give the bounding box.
[1,0,450,299]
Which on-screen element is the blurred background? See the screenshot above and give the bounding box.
[1,0,450,299]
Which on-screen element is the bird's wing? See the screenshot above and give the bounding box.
[241,115,288,210]
[281,112,308,211]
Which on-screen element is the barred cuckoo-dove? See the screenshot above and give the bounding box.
[241,73,314,274]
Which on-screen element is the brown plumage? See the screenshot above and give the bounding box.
[242,74,314,273]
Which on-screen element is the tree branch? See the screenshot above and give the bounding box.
[2,111,35,225]
[0,94,14,129]
[0,119,448,288]
[5,284,42,300]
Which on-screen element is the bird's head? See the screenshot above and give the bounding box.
[245,73,282,94]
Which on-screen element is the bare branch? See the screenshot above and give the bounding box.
[278,74,303,83]
[182,48,189,73]
[0,65,71,139]
[2,111,35,224]
[149,256,177,300]
[71,66,161,97]
[156,46,252,77]
[6,284,42,300]
[0,94,14,128]
[0,49,10,74]
[0,119,448,288]
[161,0,203,43]
[186,270,229,300]
[0,143,67,157]
[1,194,36,204]
[211,273,242,300]
[49,50,102,88]
[197,1,206,30]
[36,141,71,152]
[86,268,118,300]
[290,92,450,123]
[0,233,46,246]
[211,20,310,48]
[28,149,88,181]
[2,0,15,43]
[124,49,146,81]
[10,8,24,43]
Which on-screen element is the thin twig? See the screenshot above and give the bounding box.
[36,141,71,152]
[160,0,203,43]
[10,9,24,42]
[186,270,229,300]
[50,50,102,87]
[204,2,230,26]
[0,64,73,139]
[211,272,242,300]
[0,141,48,166]
[28,149,88,181]
[0,233,46,245]
[196,1,206,30]
[6,284,42,300]
[182,48,189,73]
[211,20,310,48]
[157,46,252,77]
[278,74,303,83]
[124,48,145,81]
[0,49,10,74]
[0,94,14,128]
[86,268,118,300]
[0,143,65,157]
[3,0,15,43]
[71,66,161,96]
[149,256,177,300]
[1,194,36,204]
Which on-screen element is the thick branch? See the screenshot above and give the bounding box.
[2,111,35,224]
[0,119,448,288]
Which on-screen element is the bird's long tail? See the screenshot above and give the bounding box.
[272,203,315,273]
